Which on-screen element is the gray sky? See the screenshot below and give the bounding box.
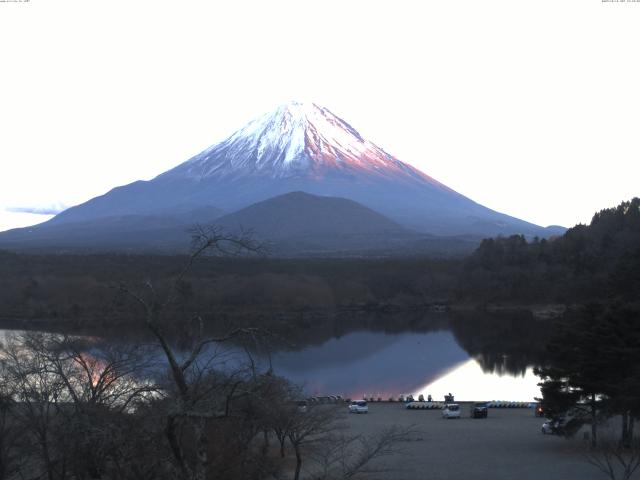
[1,0,638,232]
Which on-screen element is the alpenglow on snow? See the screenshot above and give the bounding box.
[162,101,448,186]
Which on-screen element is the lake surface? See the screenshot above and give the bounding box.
[268,330,541,401]
[0,312,546,402]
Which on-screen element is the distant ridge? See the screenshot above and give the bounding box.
[215,191,405,238]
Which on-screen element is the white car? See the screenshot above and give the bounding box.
[349,400,369,414]
[541,421,555,434]
[442,403,461,419]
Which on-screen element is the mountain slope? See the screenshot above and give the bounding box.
[44,102,558,238]
[0,193,481,256]
[0,206,223,252]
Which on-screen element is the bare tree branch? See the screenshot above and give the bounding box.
[584,437,640,480]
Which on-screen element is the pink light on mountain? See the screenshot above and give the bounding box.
[168,101,451,190]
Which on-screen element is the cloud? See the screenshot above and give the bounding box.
[6,203,68,215]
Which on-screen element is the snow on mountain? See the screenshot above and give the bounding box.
[162,101,449,190]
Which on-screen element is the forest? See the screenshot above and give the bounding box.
[0,251,459,333]
[462,198,640,305]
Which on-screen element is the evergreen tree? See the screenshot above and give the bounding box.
[536,304,640,447]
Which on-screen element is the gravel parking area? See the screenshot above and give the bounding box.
[345,403,602,480]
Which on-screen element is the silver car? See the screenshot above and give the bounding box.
[349,400,369,414]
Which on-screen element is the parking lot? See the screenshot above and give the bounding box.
[345,403,603,480]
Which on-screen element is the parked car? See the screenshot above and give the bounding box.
[349,400,368,414]
[471,402,488,418]
[541,414,574,435]
[442,403,461,419]
[541,420,556,434]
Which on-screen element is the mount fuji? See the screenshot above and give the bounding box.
[0,102,563,254]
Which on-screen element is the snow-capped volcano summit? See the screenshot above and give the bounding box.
[27,101,562,243]
[163,101,444,188]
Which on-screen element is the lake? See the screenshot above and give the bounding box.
[0,311,548,402]
[267,329,541,401]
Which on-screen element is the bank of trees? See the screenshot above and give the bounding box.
[535,304,640,447]
[461,197,640,304]
[0,250,459,329]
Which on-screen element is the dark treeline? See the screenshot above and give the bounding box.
[460,198,640,304]
[449,310,553,376]
[535,304,640,448]
[0,252,459,329]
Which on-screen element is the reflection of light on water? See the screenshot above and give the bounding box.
[270,331,471,399]
[417,359,541,402]
[0,329,543,403]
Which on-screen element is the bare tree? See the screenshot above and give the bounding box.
[0,331,164,480]
[41,335,159,411]
[584,437,640,480]
[2,332,71,480]
[0,357,24,480]
[286,405,345,480]
[117,226,266,480]
[48,336,160,479]
[274,402,420,480]
[306,424,420,480]
[262,379,303,459]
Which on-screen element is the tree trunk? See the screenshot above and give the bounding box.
[193,417,208,480]
[88,464,103,479]
[590,393,597,449]
[622,411,630,448]
[629,416,635,442]
[165,415,189,480]
[293,443,302,480]
[40,436,56,480]
[261,430,269,456]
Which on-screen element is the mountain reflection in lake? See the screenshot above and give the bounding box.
[268,330,541,401]
[0,311,548,402]
[270,331,467,399]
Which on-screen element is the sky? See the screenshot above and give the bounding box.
[0,0,639,232]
